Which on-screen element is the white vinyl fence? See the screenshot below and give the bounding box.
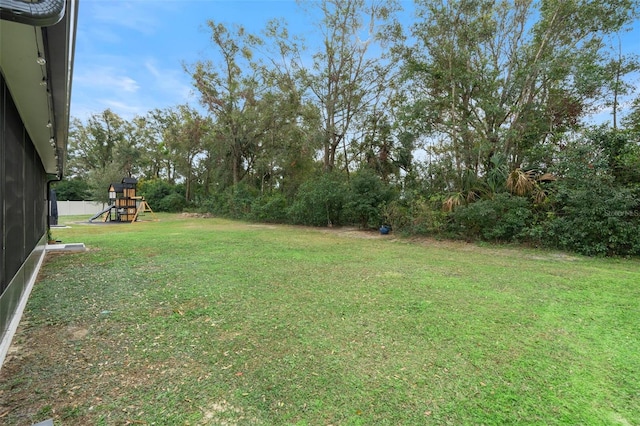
[53,200,105,216]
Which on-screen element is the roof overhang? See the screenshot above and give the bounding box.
[0,0,78,178]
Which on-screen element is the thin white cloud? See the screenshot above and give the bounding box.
[69,103,96,122]
[71,62,144,120]
[144,58,195,103]
[74,66,140,94]
[86,27,123,44]
[88,0,160,35]
[70,93,143,121]
[101,99,147,118]
[119,76,140,93]
[144,60,164,80]
[71,57,197,121]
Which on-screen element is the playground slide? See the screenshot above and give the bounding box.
[89,205,112,222]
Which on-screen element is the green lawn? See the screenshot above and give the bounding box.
[1,213,639,425]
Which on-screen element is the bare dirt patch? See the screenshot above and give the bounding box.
[179,212,213,219]
[200,399,259,426]
[320,226,393,240]
[0,319,188,424]
[0,324,76,422]
[67,326,89,341]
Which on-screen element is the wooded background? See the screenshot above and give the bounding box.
[55,0,640,256]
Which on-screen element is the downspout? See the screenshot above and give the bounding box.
[0,0,65,27]
[46,177,59,242]
[47,140,64,238]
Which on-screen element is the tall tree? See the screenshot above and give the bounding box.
[250,85,321,195]
[402,0,639,191]
[132,113,169,180]
[166,105,209,202]
[601,35,639,129]
[67,109,136,201]
[188,22,263,187]
[188,21,321,196]
[147,108,182,183]
[297,0,401,172]
[67,109,127,178]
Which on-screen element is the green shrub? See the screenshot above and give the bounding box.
[226,183,259,219]
[201,183,259,219]
[200,191,226,216]
[448,193,534,242]
[251,193,289,223]
[53,178,91,201]
[381,200,411,231]
[138,179,180,212]
[382,195,446,235]
[344,168,395,228]
[544,186,640,256]
[157,193,187,213]
[540,129,640,256]
[288,172,348,226]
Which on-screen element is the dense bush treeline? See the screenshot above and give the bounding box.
[58,0,640,256]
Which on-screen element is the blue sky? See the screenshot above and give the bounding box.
[71,0,317,120]
[70,0,639,123]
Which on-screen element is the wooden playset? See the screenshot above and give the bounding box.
[89,177,157,223]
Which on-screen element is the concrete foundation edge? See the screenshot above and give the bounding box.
[0,234,47,371]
